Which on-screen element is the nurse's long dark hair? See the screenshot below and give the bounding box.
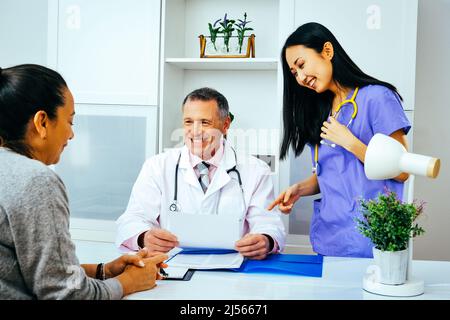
[280,22,402,159]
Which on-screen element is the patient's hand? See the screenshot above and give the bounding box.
[105,247,149,278]
[143,228,179,253]
[235,233,270,260]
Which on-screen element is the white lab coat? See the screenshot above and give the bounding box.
[115,142,286,251]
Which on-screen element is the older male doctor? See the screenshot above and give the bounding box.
[116,87,285,259]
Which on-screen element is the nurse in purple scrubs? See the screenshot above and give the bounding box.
[268,22,411,258]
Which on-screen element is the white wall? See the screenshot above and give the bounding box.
[413,0,450,261]
[0,0,48,67]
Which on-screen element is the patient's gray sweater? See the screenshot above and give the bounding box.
[0,147,122,299]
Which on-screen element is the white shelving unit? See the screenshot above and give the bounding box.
[165,58,278,70]
[159,2,284,148]
[159,0,283,153]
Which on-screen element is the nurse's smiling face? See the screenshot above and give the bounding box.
[183,98,230,160]
[285,42,335,94]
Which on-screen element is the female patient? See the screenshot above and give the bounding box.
[0,64,167,299]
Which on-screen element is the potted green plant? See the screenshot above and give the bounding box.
[355,190,425,285]
[218,13,235,53]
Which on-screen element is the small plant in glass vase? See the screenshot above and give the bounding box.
[207,18,222,52]
[199,13,255,58]
[219,13,235,53]
[235,12,253,54]
[355,190,425,285]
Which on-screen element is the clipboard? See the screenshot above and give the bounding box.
[162,267,195,281]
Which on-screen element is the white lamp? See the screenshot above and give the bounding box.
[363,133,440,297]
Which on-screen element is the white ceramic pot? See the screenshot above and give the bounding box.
[373,247,408,285]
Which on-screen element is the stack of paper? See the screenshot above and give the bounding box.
[167,251,244,270]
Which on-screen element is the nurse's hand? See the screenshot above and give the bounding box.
[267,183,302,214]
[143,228,179,253]
[320,117,356,150]
[235,234,270,260]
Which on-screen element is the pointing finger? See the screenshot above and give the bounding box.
[283,188,292,204]
[267,192,285,210]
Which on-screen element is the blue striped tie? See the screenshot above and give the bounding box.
[196,161,210,193]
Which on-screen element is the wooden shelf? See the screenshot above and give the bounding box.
[165,58,278,70]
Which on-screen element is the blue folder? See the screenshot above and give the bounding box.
[231,254,323,277]
[177,249,323,278]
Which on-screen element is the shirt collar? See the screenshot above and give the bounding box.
[189,136,224,169]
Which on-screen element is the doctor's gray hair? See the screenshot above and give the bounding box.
[182,87,230,121]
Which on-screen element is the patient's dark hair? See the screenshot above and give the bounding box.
[0,64,67,157]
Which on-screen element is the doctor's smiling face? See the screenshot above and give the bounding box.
[183,98,230,160]
[285,42,335,94]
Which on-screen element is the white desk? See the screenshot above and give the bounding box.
[72,241,450,300]
[125,257,450,300]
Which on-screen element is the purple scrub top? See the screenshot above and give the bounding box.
[309,85,411,258]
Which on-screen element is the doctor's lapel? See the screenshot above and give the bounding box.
[205,166,231,197]
[204,144,236,197]
[179,146,203,191]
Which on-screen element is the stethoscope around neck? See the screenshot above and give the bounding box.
[313,87,359,176]
[169,145,246,214]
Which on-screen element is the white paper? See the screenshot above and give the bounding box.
[167,247,183,259]
[164,212,244,250]
[167,252,244,270]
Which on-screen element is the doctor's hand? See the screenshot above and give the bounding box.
[143,228,179,253]
[320,117,357,151]
[235,234,271,260]
[267,183,302,214]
